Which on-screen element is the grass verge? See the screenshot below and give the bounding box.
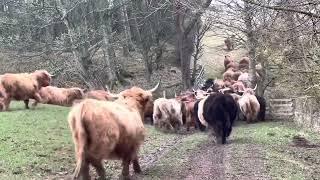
[0,102,183,179]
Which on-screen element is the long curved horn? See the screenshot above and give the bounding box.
[253,84,257,90]
[148,81,160,93]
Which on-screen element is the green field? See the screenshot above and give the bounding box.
[0,102,320,179]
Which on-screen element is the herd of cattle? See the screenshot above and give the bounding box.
[0,56,266,179]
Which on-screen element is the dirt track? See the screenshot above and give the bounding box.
[181,134,270,180]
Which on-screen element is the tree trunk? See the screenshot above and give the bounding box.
[174,0,212,89]
[131,1,152,82]
[120,0,135,52]
[102,24,117,90]
[244,2,257,90]
[55,0,98,89]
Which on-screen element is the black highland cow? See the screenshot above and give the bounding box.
[194,93,238,144]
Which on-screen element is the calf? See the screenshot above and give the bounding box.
[68,83,159,180]
[33,86,84,107]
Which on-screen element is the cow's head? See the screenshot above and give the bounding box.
[119,82,160,114]
[70,88,85,99]
[32,70,54,87]
[175,91,196,102]
[239,84,257,95]
[193,89,210,100]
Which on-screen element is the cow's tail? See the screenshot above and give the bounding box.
[68,101,88,179]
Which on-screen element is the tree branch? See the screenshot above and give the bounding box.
[243,0,320,19]
[183,0,213,37]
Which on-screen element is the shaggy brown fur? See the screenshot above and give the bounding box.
[0,84,5,111]
[239,57,249,71]
[223,68,237,82]
[175,92,198,131]
[183,100,197,131]
[233,70,242,80]
[224,55,234,69]
[214,79,225,90]
[143,98,154,123]
[226,62,238,71]
[230,81,246,93]
[223,80,236,88]
[238,72,250,88]
[33,86,84,107]
[85,90,113,101]
[0,70,52,110]
[68,85,157,180]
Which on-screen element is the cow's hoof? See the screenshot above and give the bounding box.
[133,166,142,174]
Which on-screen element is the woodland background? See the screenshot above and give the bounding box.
[0,0,319,99]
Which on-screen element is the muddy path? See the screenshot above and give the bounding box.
[183,139,270,180]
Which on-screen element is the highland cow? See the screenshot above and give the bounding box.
[238,86,260,123]
[33,86,85,107]
[194,93,238,144]
[239,57,250,71]
[0,70,53,111]
[153,93,184,132]
[68,83,159,180]
[85,90,113,101]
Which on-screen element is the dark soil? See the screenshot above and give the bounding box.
[182,142,270,180]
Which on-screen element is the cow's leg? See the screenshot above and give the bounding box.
[121,158,130,180]
[132,156,142,174]
[211,125,224,144]
[166,117,174,131]
[89,158,105,180]
[73,158,90,180]
[73,141,90,180]
[32,99,38,107]
[3,97,11,111]
[24,99,29,109]
[32,93,42,108]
